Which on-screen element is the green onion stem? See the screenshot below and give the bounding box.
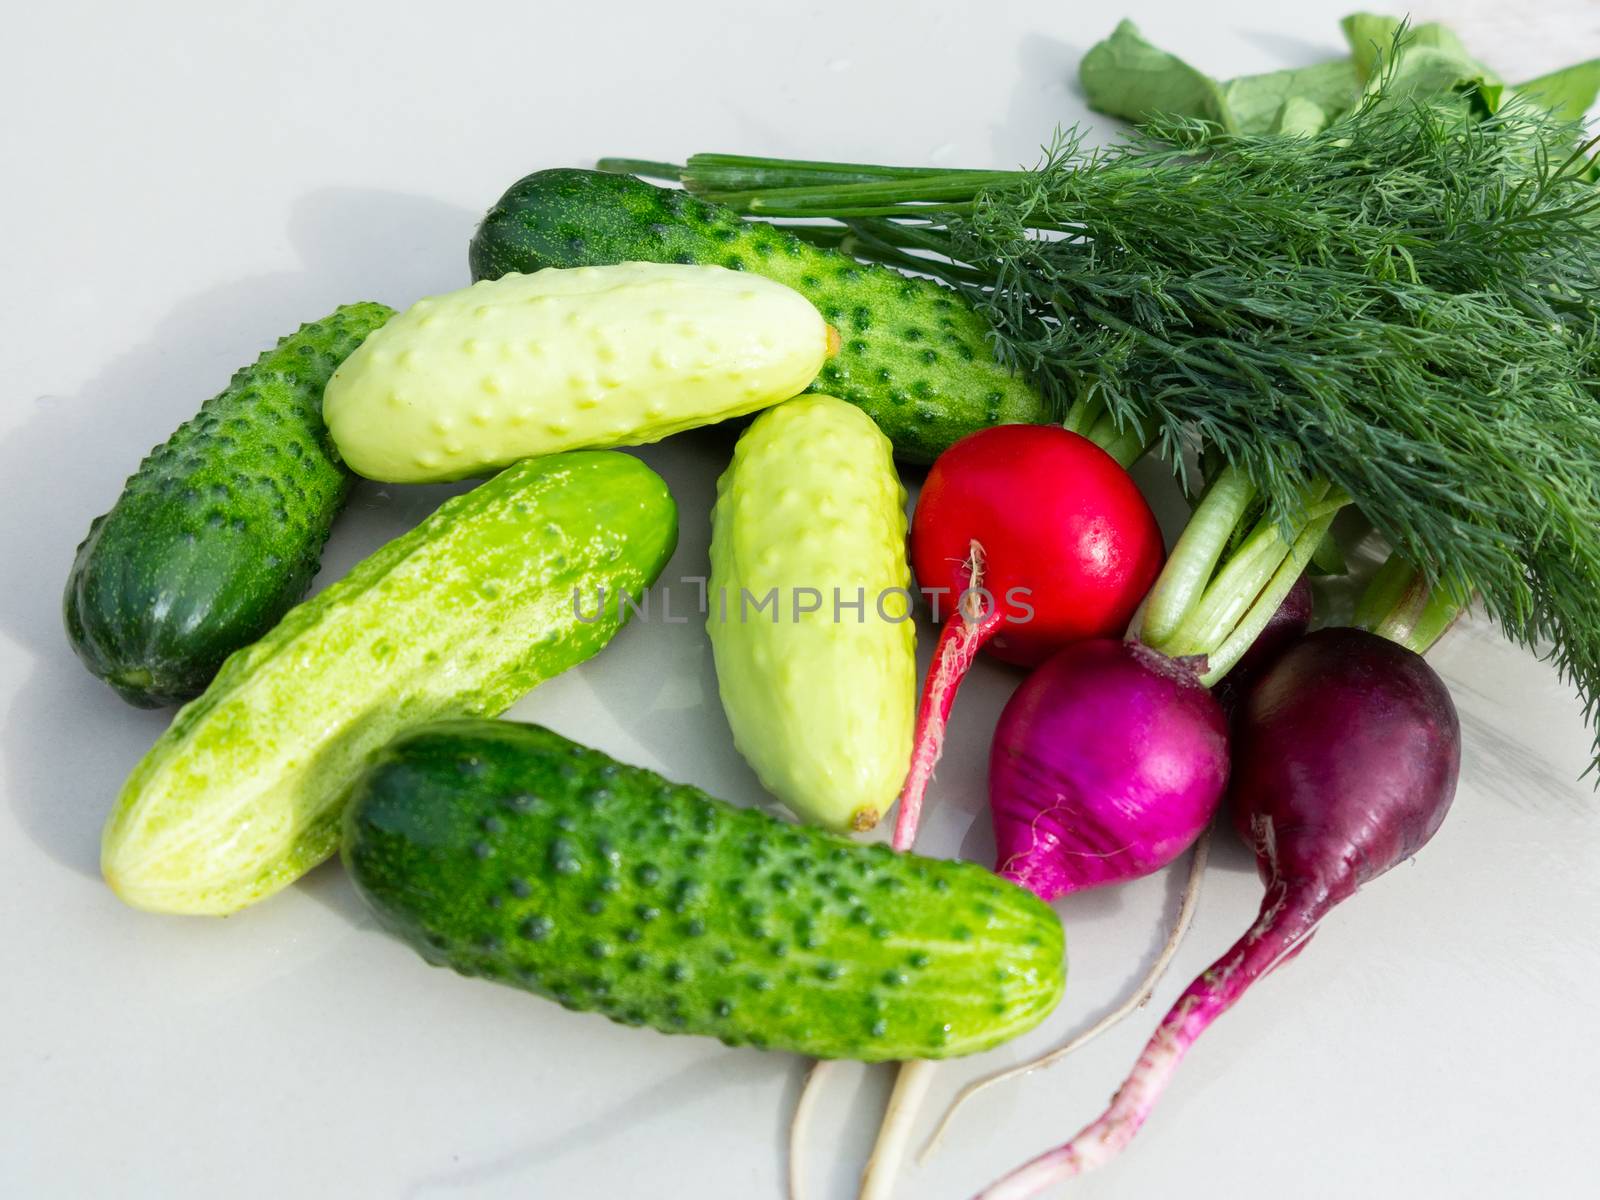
[594,158,685,181]
[684,153,984,192]
[693,171,1017,216]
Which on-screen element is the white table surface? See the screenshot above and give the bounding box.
[5,2,1599,1197]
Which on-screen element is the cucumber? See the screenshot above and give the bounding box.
[102,452,677,916]
[342,720,1065,1061]
[468,169,1050,463]
[64,303,393,707]
[709,395,915,831]
[324,263,831,484]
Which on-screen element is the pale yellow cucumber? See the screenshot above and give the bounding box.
[324,262,829,482]
[708,395,915,831]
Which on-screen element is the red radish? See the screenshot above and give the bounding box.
[977,627,1461,1198]
[990,639,1229,901]
[894,425,1164,849]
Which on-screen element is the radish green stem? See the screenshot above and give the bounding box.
[1199,504,1343,685]
[921,829,1212,1162]
[858,1060,937,1200]
[1062,393,1149,469]
[1089,418,1149,470]
[1140,467,1256,647]
[1354,554,1466,655]
[1161,484,1342,659]
[975,880,1330,1199]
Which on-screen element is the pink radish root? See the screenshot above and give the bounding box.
[975,880,1329,1199]
[893,541,1003,851]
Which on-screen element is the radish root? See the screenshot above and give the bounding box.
[892,540,1003,850]
[788,1058,835,1200]
[974,880,1328,1199]
[857,1059,937,1200]
[920,830,1212,1162]
[857,552,1000,1200]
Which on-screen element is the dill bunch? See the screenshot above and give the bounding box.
[672,97,1600,756]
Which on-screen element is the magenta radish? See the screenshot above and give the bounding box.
[989,639,1230,901]
[977,626,1461,1198]
[895,424,1165,849]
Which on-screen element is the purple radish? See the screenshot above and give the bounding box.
[1212,573,1312,713]
[989,638,1231,902]
[977,626,1461,1198]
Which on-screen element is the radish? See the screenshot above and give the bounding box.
[1212,572,1312,712]
[989,639,1230,901]
[976,626,1461,1198]
[894,424,1165,848]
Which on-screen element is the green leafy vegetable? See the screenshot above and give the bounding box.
[1339,13,1491,84]
[1079,19,1359,135]
[1517,58,1600,121]
[1081,12,1596,134]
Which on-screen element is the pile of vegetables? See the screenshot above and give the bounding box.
[62,9,1600,1197]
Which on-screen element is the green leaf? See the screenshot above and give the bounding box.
[1078,20,1358,136]
[1220,60,1359,135]
[1515,58,1600,120]
[1079,20,1234,130]
[1366,45,1503,114]
[1273,96,1328,136]
[1340,14,1491,83]
[1080,15,1590,146]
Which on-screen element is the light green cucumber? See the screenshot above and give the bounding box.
[323,262,830,483]
[468,169,1051,462]
[342,720,1065,1061]
[708,395,915,831]
[102,451,677,916]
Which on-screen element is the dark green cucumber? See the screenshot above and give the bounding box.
[343,720,1065,1061]
[468,169,1049,462]
[64,303,393,706]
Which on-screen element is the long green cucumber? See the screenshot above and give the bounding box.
[102,452,678,916]
[468,168,1049,462]
[64,303,393,706]
[342,720,1065,1061]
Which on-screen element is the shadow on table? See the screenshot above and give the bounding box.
[0,186,476,882]
[399,1048,784,1198]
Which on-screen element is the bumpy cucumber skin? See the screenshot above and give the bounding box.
[468,169,1049,463]
[102,452,678,916]
[325,264,829,484]
[343,720,1065,1061]
[709,396,915,831]
[63,303,394,707]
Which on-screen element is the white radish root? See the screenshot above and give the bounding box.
[921,829,1212,1162]
[856,1059,937,1200]
[788,1058,835,1200]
